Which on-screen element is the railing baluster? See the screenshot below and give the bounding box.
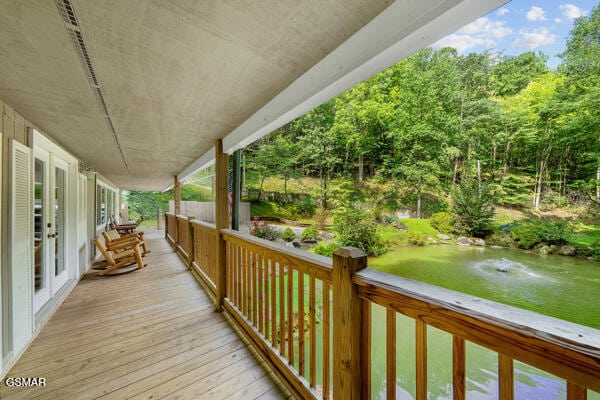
[498,354,514,400]
[259,251,265,336]
[279,262,285,355]
[287,267,294,365]
[416,320,427,400]
[323,281,330,400]
[452,336,466,400]
[250,250,256,324]
[567,382,588,400]
[362,300,372,400]
[271,258,277,346]
[387,309,396,400]
[255,251,260,328]
[298,271,305,377]
[309,276,316,388]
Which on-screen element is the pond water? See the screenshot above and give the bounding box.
[367,244,600,400]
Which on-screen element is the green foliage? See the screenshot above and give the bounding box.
[312,242,341,257]
[496,175,533,208]
[510,222,571,249]
[485,232,514,248]
[300,225,318,241]
[282,227,296,242]
[510,224,542,249]
[249,221,279,241]
[250,201,295,220]
[333,205,389,256]
[407,231,427,246]
[452,180,495,237]
[430,212,454,234]
[538,222,570,245]
[491,52,548,96]
[289,196,316,218]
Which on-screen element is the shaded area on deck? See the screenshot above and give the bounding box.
[1,231,291,400]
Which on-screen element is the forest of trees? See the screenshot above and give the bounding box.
[244,6,599,219]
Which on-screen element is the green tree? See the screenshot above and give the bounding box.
[491,52,548,97]
[452,179,495,237]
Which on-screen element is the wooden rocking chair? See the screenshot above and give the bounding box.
[108,216,138,235]
[93,236,146,276]
[102,229,150,255]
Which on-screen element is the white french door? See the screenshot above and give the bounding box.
[52,156,69,294]
[33,149,70,312]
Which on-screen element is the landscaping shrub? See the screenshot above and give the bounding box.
[249,221,279,241]
[430,212,454,234]
[282,227,296,242]
[312,242,341,257]
[510,224,541,249]
[333,205,389,256]
[407,231,427,246]
[300,225,318,241]
[485,232,514,248]
[538,222,570,245]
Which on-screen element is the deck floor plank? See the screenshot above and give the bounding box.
[0,231,290,400]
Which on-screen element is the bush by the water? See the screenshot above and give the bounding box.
[312,242,341,257]
[249,221,279,241]
[333,205,389,256]
[300,225,318,241]
[430,212,454,234]
[407,231,427,246]
[510,221,570,249]
[510,224,541,249]
[289,196,317,217]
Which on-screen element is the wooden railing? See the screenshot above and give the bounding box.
[222,229,333,400]
[164,212,600,400]
[175,215,192,261]
[191,220,218,294]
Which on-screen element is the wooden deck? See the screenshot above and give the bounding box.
[1,230,291,400]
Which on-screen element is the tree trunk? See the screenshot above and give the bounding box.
[416,178,422,219]
[596,160,600,201]
[257,176,265,201]
[477,160,482,192]
[452,160,459,187]
[358,153,364,183]
[502,140,511,178]
[534,159,545,210]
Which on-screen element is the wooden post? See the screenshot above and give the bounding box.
[187,216,195,269]
[215,139,229,311]
[157,207,164,230]
[333,247,367,400]
[174,176,181,216]
[232,149,241,230]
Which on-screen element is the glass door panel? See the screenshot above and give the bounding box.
[33,149,51,312]
[54,167,66,276]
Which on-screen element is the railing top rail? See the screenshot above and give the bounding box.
[190,219,217,231]
[221,228,333,282]
[176,214,188,220]
[354,268,600,392]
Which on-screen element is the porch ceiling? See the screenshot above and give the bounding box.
[0,1,506,191]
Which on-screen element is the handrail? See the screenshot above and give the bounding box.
[354,268,600,396]
[221,229,332,282]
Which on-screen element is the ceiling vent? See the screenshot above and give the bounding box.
[55,0,130,174]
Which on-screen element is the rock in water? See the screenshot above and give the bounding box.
[456,237,472,246]
[437,233,451,240]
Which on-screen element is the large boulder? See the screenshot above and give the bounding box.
[472,238,486,246]
[456,237,472,246]
[558,244,576,256]
[436,233,451,240]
